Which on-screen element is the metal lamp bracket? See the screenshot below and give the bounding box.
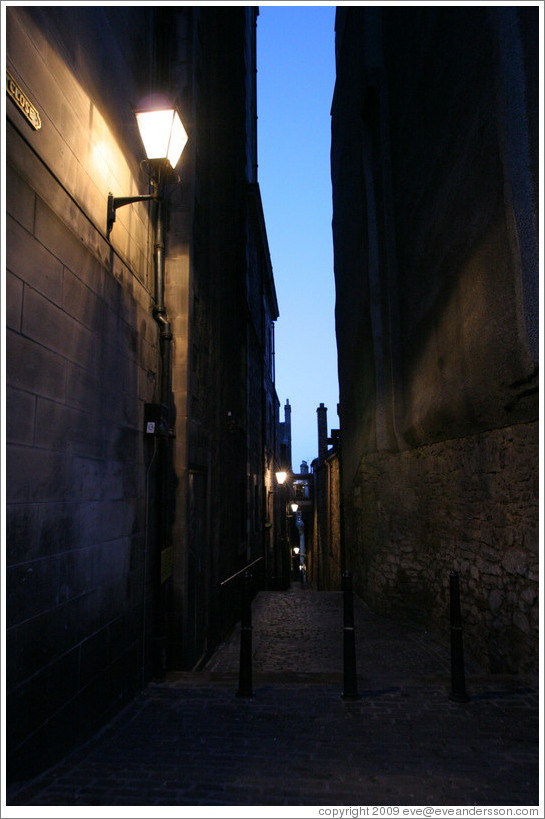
[107,192,157,238]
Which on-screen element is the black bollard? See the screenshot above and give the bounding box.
[236,570,254,698]
[342,570,360,700]
[449,571,469,702]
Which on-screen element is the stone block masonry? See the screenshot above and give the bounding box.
[6,116,158,781]
[345,420,538,675]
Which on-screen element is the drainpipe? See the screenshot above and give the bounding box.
[338,416,346,578]
[152,175,172,408]
[151,170,172,681]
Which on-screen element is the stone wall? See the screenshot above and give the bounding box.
[6,7,159,781]
[6,128,158,780]
[345,421,538,674]
[312,451,342,592]
[332,7,539,677]
[6,5,275,781]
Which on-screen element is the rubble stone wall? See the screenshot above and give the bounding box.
[345,420,539,675]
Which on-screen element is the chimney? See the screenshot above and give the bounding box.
[317,402,328,460]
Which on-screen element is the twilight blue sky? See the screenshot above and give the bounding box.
[257,4,338,471]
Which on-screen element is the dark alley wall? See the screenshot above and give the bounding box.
[331,6,538,674]
[312,449,342,592]
[6,5,279,783]
[6,7,159,781]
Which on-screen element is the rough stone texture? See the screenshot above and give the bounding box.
[331,7,539,677]
[345,421,539,674]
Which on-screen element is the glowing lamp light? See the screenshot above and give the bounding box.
[293,547,300,555]
[290,502,299,513]
[136,107,188,168]
[275,471,287,485]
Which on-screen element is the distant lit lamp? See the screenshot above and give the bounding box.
[293,547,300,555]
[269,470,288,500]
[290,502,299,513]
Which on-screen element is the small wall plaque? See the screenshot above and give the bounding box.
[6,70,41,131]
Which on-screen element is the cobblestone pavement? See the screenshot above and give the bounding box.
[5,584,541,811]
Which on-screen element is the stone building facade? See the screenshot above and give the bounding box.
[331,7,539,674]
[310,405,342,592]
[6,6,280,782]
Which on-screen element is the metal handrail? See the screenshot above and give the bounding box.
[220,556,263,587]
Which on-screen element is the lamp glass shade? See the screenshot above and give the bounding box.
[290,502,299,513]
[136,108,188,167]
[275,471,287,485]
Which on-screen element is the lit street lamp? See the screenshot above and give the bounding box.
[270,469,291,589]
[135,105,188,169]
[107,99,188,237]
[107,98,188,406]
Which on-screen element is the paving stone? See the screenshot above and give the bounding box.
[6,584,540,810]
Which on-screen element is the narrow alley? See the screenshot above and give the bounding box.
[6,8,539,808]
[7,584,539,809]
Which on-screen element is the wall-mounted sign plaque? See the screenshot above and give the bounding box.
[6,70,41,131]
